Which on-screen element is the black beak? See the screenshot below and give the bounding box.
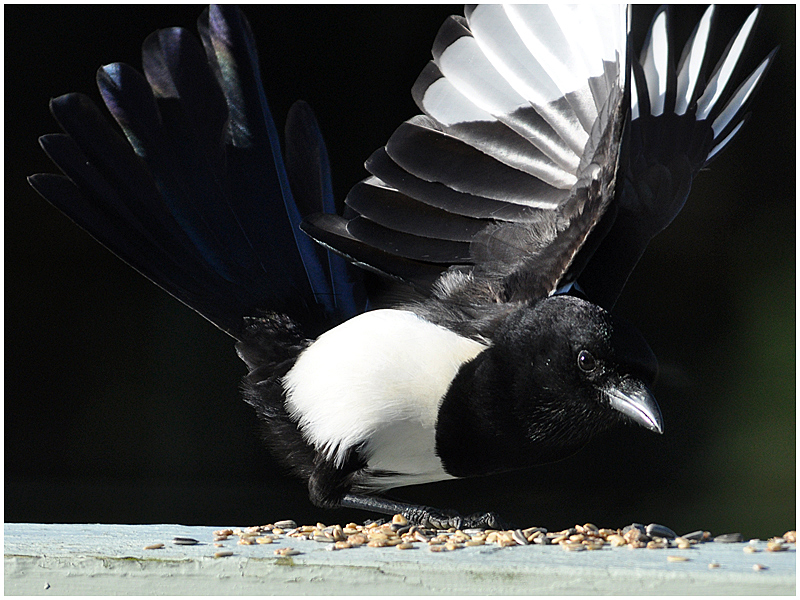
[605,378,664,434]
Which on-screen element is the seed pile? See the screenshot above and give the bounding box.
[190,518,796,557]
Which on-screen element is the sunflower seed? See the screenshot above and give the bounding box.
[512,530,529,545]
[681,530,707,542]
[647,524,677,539]
[714,533,743,543]
[273,520,297,530]
[172,537,199,545]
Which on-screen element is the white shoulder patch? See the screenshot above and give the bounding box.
[282,310,488,469]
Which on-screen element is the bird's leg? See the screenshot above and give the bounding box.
[339,493,505,530]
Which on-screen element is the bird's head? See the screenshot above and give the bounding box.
[493,295,663,443]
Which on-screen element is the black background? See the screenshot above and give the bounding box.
[6,5,795,537]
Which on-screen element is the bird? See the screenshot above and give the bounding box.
[29,5,775,529]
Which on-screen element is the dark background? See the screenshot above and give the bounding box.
[6,5,795,537]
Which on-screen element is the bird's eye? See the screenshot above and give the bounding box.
[577,350,596,373]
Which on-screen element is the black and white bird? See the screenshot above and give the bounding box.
[30,5,775,528]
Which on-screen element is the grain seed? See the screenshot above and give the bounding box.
[144,543,164,550]
[561,541,585,552]
[675,538,692,550]
[256,536,274,544]
[465,539,485,547]
[667,555,689,562]
[397,542,414,550]
[708,561,720,569]
[767,540,786,552]
[783,530,796,543]
[214,550,233,558]
[392,514,409,526]
[274,547,300,556]
[752,564,768,571]
[608,535,626,547]
[238,538,255,545]
[429,544,446,552]
[214,529,233,537]
[333,541,352,550]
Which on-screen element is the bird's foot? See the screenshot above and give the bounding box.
[400,505,504,530]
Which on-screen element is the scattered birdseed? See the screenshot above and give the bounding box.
[216,517,794,561]
[172,537,199,546]
[214,550,233,558]
[143,543,164,550]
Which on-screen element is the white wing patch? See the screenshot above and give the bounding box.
[283,309,487,471]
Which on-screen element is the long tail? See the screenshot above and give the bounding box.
[29,5,363,339]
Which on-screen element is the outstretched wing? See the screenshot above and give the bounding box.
[305,5,776,316]
[575,5,777,309]
[29,6,363,339]
[303,4,628,304]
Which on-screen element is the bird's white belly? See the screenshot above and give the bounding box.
[282,309,487,477]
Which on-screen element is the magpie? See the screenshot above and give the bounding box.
[29,5,775,529]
